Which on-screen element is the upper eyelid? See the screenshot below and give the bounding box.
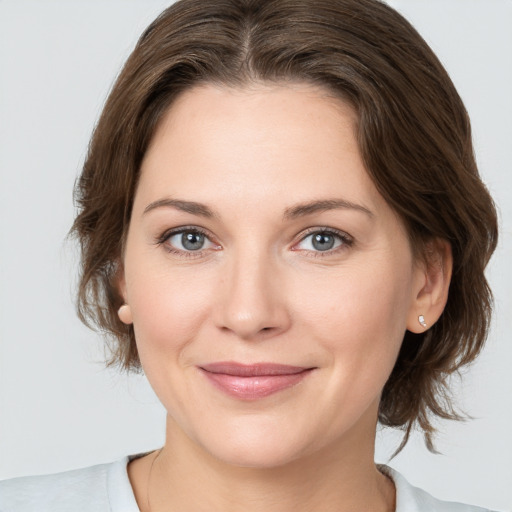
[296,227,353,242]
[158,225,213,242]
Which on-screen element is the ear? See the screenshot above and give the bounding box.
[407,238,453,333]
[116,261,127,301]
[114,260,133,325]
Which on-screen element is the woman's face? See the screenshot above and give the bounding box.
[120,83,426,467]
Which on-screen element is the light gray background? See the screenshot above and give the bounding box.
[0,1,511,510]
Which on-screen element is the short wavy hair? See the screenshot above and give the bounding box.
[71,0,498,452]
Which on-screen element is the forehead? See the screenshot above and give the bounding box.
[137,82,383,214]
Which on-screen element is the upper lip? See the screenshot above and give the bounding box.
[199,362,313,377]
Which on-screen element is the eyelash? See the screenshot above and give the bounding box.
[155,226,354,259]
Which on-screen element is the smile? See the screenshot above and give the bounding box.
[199,362,315,400]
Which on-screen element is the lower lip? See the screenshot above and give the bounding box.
[200,369,313,400]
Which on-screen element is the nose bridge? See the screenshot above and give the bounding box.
[215,241,289,339]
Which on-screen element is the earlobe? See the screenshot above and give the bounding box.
[118,304,133,325]
[407,239,453,333]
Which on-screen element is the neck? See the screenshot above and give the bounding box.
[131,414,395,512]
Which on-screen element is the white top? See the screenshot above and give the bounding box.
[0,456,497,512]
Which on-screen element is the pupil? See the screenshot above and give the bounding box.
[182,232,204,251]
[312,233,334,251]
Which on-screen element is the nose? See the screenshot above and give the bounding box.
[214,248,291,340]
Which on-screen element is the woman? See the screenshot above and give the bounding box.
[0,0,501,510]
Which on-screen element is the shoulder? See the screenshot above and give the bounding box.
[380,465,497,512]
[0,457,137,512]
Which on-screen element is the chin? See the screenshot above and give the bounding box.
[190,418,318,469]
[207,439,307,469]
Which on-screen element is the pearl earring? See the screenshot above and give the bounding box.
[118,304,133,325]
[418,315,427,328]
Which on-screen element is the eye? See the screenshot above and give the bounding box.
[159,227,218,254]
[295,229,352,253]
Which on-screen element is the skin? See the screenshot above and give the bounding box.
[119,82,452,512]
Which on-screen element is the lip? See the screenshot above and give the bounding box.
[199,362,315,400]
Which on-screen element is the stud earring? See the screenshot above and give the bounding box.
[418,315,427,328]
[118,304,133,325]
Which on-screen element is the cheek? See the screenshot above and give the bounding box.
[126,263,219,415]
[126,258,216,364]
[293,254,413,374]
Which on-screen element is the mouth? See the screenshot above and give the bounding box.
[198,362,316,400]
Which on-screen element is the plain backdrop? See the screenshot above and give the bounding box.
[0,1,511,510]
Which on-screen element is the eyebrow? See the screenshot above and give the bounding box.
[283,199,374,220]
[143,198,216,218]
[143,197,373,220]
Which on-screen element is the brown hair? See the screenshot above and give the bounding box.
[71,0,498,452]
